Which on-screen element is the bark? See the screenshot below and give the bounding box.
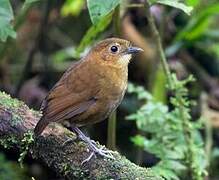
[0,92,162,180]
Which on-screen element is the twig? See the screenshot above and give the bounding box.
[107,111,117,150]
[107,5,121,151]
[202,93,213,172]
[126,4,144,8]
[144,1,173,89]
[113,5,121,36]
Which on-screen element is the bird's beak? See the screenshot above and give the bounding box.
[126,46,144,54]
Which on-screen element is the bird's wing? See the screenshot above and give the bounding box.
[34,61,98,135]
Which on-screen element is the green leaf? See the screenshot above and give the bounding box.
[127,82,153,100]
[87,0,120,24]
[24,0,39,3]
[207,43,219,58]
[212,148,219,159]
[151,0,193,15]
[151,66,167,103]
[51,46,76,63]
[131,135,145,147]
[22,0,40,10]
[153,165,180,180]
[185,0,200,7]
[0,0,16,42]
[23,0,40,9]
[75,14,112,57]
[61,0,85,17]
[175,4,219,41]
[166,160,186,171]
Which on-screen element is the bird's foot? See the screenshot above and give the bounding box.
[80,135,116,164]
[62,138,74,147]
[71,126,115,164]
[82,145,115,165]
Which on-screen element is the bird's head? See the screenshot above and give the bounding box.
[88,38,143,67]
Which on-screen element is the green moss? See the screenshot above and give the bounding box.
[0,92,22,109]
[0,132,34,168]
[92,155,163,180]
[0,91,27,126]
[0,91,162,179]
[62,163,72,176]
[18,131,34,168]
[0,135,18,149]
[71,167,89,179]
[30,108,42,119]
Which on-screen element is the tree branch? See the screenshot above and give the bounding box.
[0,91,162,180]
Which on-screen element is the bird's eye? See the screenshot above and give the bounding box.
[110,45,119,53]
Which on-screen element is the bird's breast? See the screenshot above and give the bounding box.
[97,65,128,104]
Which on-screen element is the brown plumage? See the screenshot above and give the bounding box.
[34,38,142,159]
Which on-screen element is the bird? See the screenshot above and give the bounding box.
[34,38,143,162]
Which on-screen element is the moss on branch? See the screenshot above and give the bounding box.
[0,91,162,179]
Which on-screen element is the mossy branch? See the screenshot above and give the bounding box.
[0,91,162,180]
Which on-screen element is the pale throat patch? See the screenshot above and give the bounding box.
[118,54,132,66]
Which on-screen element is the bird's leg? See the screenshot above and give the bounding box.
[71,126,115,163]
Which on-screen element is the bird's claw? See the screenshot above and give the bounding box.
[81,152,95,165]
[81,145,115,165]
[62,138,74,147]
[70,126,115,164]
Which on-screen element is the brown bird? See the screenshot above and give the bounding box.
[34,38,143,162]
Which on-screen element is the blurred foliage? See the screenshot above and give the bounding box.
[151,66,167,103]
[75,13,113,57]
[167,0,219,58]
[62,0,122,57]
[0,153,27,180]
[22,0,40,8]
[18,131,34,168]
[185,0,199,7]
[150,0,193,15]
[175,4,219,41]
[127,81,207,180]
[141,1,207,178]
[0,0,16,42]
[87,0,120,24]
[0,0,40,42]
[61,0,85,17]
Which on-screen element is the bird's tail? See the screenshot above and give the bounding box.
[34,117,48,136]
